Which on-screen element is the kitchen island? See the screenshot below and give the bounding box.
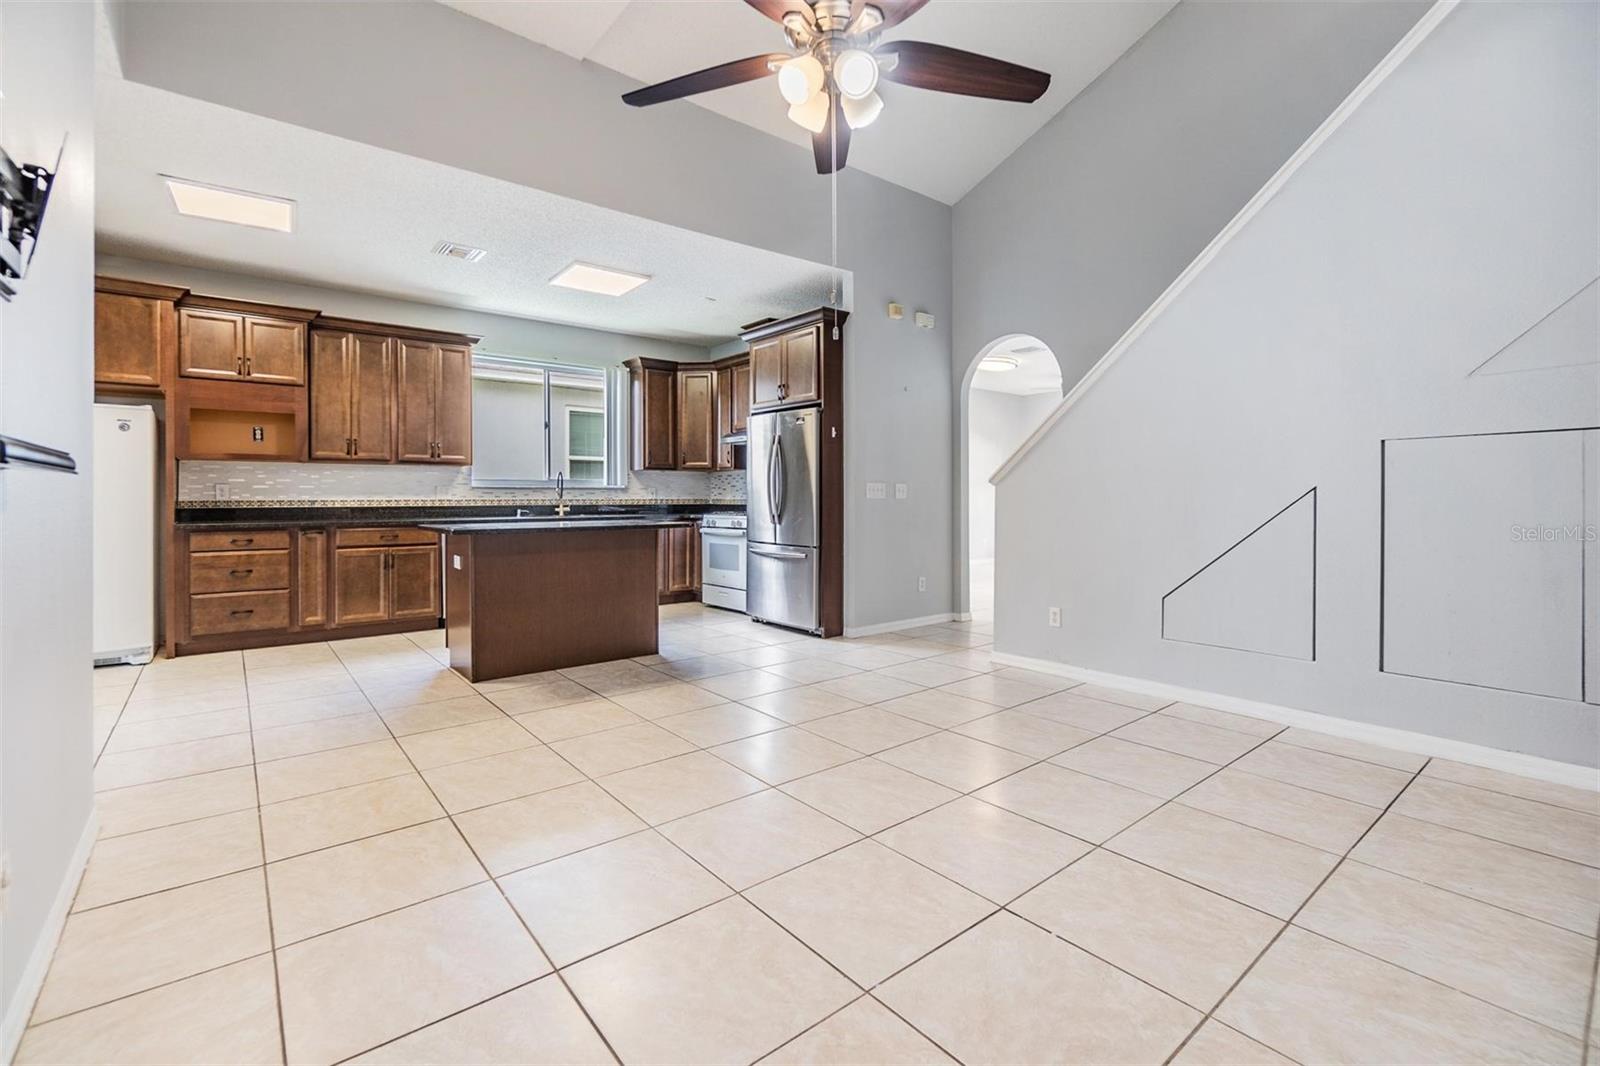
[420,517,695,682]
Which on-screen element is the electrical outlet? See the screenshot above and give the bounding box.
[894,483,909,500]
[214,483,229,500]
[1048,606,1062,627]
[918,576,927,592]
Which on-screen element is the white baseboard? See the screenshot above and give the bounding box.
[990,652,1599,791]
[844,612,956,638]
[2,811,97,1061]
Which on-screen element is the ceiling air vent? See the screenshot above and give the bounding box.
[432,240,486,263]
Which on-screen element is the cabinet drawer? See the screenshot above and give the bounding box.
[189,590,291,636]
[190,530,291,552]
[189,550,290,593]
[335,527,438,547]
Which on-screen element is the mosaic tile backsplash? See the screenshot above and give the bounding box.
[177,461,747,506]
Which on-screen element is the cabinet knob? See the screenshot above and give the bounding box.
[229,538,253,546]
[230,609,254,617]
[228,569,254,577]
[352,437,358,456]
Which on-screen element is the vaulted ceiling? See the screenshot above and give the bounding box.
[438,0,1176,204]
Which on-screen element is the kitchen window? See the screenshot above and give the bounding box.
[469,355,626,488]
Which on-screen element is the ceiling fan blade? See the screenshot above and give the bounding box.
[622,53,791,107]
[744,0,814,26]
[812,95,851,174]
[871,0,929,30]
[876,41,1050,103]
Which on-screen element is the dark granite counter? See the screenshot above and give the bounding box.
[421,517,696,534]
[174,501,740,531]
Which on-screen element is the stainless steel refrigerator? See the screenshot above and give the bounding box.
[746,407,823,632]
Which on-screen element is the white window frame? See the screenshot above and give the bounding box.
[469,355,625,489]
[563,404,606,481]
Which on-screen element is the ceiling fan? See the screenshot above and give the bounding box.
[621,0,1052,175]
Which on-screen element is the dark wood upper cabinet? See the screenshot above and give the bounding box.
[750,338,784,410]
[676,367,716,471]
[395,339,473,465]
[730,360,751,433]
[309,330,394,461]
[94,277,185,391]
[176,295,315,385]
[626,358,677,471]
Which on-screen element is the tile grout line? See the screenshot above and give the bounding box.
[236,650,292,1066]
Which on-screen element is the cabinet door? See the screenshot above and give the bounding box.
[333,547,390,626]
[632,367,677,471]
[309,331,353,459]
[730,361,751,432]
[663,526,697,593]
[243,316,306,385]
[781,325,821,405]
[351,334,394,461]
[179,308,244,380]
[750,339,784,409]
[95,292,167,389]
[676,368,716,471]
[433,344,472,464]
[395,340,438,462]
[389,544,441,620]
[298,530,327,627]
[715,367,735,470]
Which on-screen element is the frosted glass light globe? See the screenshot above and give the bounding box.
[778,54,825,106]
[833,49,879,99]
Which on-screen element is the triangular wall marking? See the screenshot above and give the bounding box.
[1161,489,1316,660]
[1470,277,1599,377]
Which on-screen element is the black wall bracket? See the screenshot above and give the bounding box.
[0,135,63,302]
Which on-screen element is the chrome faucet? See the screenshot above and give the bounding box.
[553,472,570,517]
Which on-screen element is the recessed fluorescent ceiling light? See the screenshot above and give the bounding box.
[549,262,651,297]
[979,355,1020,372]
[163,176,295,232]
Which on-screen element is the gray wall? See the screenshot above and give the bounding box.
[968,388,1057,562]
[1,1,97,1050]
[113,1,955,631]
[993,0,1600,765]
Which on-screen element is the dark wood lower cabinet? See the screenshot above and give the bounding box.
[657,524,700,604]
[176,525,440,654]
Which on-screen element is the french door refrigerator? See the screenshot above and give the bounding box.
[746,407,823,632]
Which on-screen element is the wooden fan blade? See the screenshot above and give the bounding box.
[812,95,851,174]
[622,53,790,107]
[744,0,813,26]
[877,40,1050,102]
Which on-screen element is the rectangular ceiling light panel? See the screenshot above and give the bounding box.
[163,176,295,232]
[549,261,651,297]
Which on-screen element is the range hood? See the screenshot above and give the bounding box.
[720,430,748,445]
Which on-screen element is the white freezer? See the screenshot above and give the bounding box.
[93,403,157,665]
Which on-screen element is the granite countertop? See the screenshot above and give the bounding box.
[175,502,740,531]
[420,517,697,534]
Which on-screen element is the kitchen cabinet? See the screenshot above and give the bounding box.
[174,379,308,462]
[397,339,472,464]
[333,527,441,627]
[310,329,394,461]
[627,358,677,471]
[657,523,700,604]
[712,355,749,472]
[298,530,327,627]
[176,295,316,385]
[730,360,751,433]
[94,277,185,392]
[676,367,717,471]
[749,322,822,413]
[184,529,294,639]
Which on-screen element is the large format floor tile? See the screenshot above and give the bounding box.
[420,744,585,813]
[876,795,1089,904]
[74,809,261,911]
[454,780,646,876]
[875,731,1033,792]
[1218,927,1583,1064]
[877,912,1200,1065]
[781,758,959,835]
[1049,735,1215,798]
[349,978,613,1065]
[277,883,550,1065]
[659,789,861,889]
[597,749,766,822]
[563,897,858,1065]
[1178,768,1381,853]
[1392,777,1600,867]
[760,996,955,1065]
[745,840,994,986]
[974,762,1161,843]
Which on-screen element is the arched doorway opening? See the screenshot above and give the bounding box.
[957,335,1064,619]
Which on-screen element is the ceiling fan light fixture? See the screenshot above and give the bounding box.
[787,90,830,134]
[833,49,879,99]
[777,53,825,106]
[841,90,883,129]
[979,355,1020,373]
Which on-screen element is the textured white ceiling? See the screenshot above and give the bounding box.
[972,337,1063,395]
[440,0,1175,204]
[95,76,842,345]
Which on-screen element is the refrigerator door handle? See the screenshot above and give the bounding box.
[766,423,780,527]
[749,547,808,560]
[773,433,786,523]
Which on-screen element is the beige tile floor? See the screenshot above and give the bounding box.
[38,603,1600,1065]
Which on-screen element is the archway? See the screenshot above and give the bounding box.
[956,335,1064,620]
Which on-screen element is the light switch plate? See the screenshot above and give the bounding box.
[866,482,887,499]
[452,555,463,570]
[214,483,229,500]
[894,483,909,500]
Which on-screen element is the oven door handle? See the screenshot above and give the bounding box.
[699,529,747,539]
